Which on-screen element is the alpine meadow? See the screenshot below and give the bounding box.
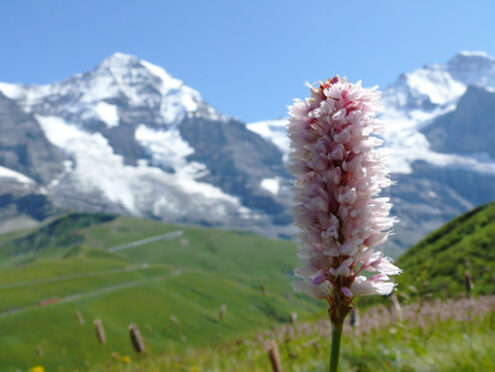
[1,2,495,371]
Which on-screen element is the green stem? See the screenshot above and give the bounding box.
[329,321,343,372]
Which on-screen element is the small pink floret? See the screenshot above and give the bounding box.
[341,287,353,298]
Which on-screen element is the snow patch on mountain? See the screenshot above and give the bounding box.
[0,166,35,184]
[260,177,280,195]
[36,115,139,212]
[247,119,290,161]
[405,66,465,105]
[35,115,249,221]
[139,59,183,90]
[135,124,209,179]
[95,102,119,127]
[0,82,24,100]
[378,104,457,173]
[383,65,466,110]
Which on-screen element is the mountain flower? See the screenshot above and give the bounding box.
[288,76,400,371]
[29,367,45,372]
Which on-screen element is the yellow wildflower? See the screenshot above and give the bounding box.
[29,367,45,372]
[122,355,131,363]
[190,366,201,372]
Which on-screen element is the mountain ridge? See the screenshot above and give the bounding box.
[0,53,292,237]
[1,51,495,254]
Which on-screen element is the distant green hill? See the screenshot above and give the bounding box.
[3,201,494,370]
[397,202,495,299]
[0,212,322,371]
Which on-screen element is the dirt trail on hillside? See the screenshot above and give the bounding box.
[0,264,154,289]
[107,230,183,252]
[0,269,183,318]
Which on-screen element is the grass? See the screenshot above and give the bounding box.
[0,213,323,371]
[88,296,495,372]
[0,201,494,371]
[396,202,495,300]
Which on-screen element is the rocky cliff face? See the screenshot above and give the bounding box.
[0,92,65,184]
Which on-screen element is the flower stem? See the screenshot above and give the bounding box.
[329,320,343,372]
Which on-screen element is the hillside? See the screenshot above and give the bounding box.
[397,201,495,299]
[1,203,495,370]
[0,213,322,371]
[90,295,495,372]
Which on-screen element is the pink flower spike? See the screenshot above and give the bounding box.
[288,76,400,322]
[287,75,401,372]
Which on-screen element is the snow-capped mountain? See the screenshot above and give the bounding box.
[247,51,495,253]
[380,51,495,174]
[0,53,291,235]
[251,52,495,175]
[0,53,224,127]
[1,51,495,254]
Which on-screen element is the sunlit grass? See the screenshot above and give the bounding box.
[90,297,495,372]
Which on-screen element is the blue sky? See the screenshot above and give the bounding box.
[1,1,494,123]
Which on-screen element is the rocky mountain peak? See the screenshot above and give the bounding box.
[382,63,465,111]
[0,53,226,128]
[446,50,495,69]
[92,52,184,96]
[382,51,495,113]
[98,52,141,67]
[446,51,495,89]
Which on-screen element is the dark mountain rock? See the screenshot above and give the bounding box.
[384,161,495,255]
[0,191,59,234]
[0,93,66,184]
[179,116,289,216]
[422,86,495,158]
[0,193,58,222]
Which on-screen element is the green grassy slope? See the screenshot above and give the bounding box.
[90,301,495,372]
[397,202,495,299]
[0,213,322,371]
[3,199,494,371]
